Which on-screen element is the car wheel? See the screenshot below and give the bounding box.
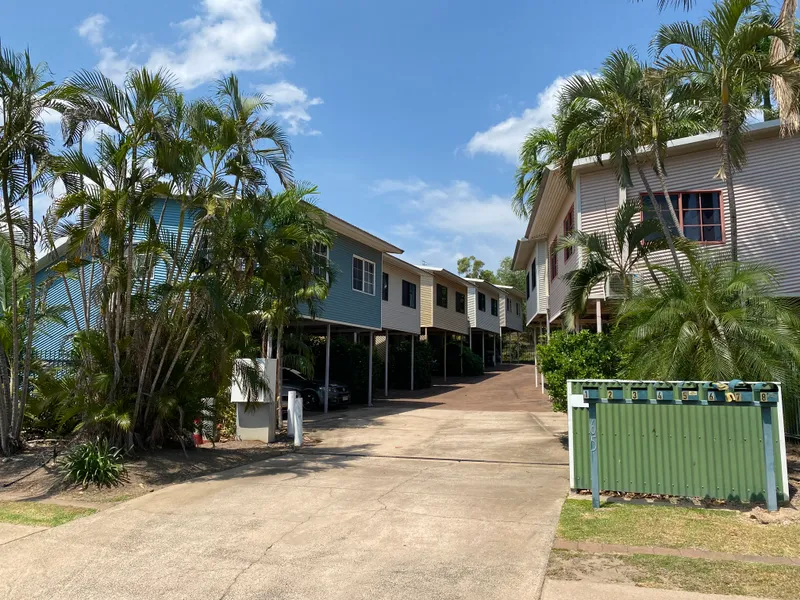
[302,391,320,410]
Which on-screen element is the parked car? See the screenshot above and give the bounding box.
[281,368,351,411]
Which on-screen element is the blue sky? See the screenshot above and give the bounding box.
[6,0,722,270]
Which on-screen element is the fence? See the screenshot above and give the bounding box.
[568,379,789,510]
[501,329,541,363]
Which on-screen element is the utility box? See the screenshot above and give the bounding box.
[568,379,789,511]
[231,358,278,443]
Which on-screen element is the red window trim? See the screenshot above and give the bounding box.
[549,239,558,281]
[563,205,575,261]
[639,190,726,245]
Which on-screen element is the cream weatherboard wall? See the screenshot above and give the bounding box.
[419,272,470,335]
[547,191,579,319]
[467,284,500,333]
[524,240,548,324]
[500,291,524,332]
[576,132,800,297]
[381,260,421,334]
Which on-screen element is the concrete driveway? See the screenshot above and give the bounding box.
[0,364,569,600]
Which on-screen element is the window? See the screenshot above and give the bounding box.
[312,242,329,281]
[526,273,530,299]
[563,206,575,261]
[506,298,512,312]
[478,292,486,312]
[490,298,498,316]
[455,291,466,313]
[382,272,389,301]
[549,240,558,281]
[402,280,416,308]
[642,191,723,243]
[531,259,537,291]
[436,283,448,308]
[515,302,520,316]
[352,256,376,295]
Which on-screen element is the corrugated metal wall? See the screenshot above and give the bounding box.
[572,403,787,502]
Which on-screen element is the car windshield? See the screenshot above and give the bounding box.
[283,368,307,382]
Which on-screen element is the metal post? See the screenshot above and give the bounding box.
[368,331,374,407]
[324,324,331,414]
[287,390,296,436]
[596,300,602,333]
[460,335,463,375]
[534,327,538,387]
[384,330,389,397]
[443,332,447,382]
[761,404,778,512]
[353,332,357,344]
[410,335,415,391]
[493,334,497,366]
[546,313,551,342]
[287,391,302,447]
[481,331,485,366]
[499,333,502,364]
[589,402,600,509]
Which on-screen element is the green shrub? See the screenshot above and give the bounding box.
[460,345,485,376]
[389,339,433,389]
[59,440,127,488]
[442,342,484,377]
[537,330,621,412]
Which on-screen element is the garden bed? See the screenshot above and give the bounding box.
[0,437,303,504]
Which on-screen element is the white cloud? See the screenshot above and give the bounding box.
[146,0,288,89]
[77,14,108,46]
[374,178,522,270]
[75,2,320,133]
[260,82,323,135]
[370,177,428,195]
[465,73,583,163]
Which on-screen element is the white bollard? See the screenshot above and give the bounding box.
[286,391,303,447]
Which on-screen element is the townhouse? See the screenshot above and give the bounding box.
[512,120,800,333]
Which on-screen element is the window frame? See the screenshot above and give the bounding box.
[455,291,466,314]
[506,297,511,312]
[352,255,376,296]
[382,272,389,301]
[312,242,329,282]
[436,283,448,308]
[490,297,498,317]
[515,302,520,316]
[640,190,725,245]
[478,292,486,312]
[563,205,575,261]
[549,240,558,282]
[401,279,417,309]
[531,259,537,291]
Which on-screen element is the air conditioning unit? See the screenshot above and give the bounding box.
[604,273,641,299]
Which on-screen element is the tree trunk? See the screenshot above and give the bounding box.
[15,153,36,439]
[2,174,21,451]
[720,103,739,262]
[652,151,683,238]
[633,158,683,275]
[771,0,799,134]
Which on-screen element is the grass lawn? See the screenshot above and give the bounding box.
[0,502,96,527]
[549,550,800,600]
[558,499,800,557]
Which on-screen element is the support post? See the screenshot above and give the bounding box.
[411,335,415,391]
[546,313,551,342]
[596,300,602,334]
[493,334,497,366]
[324,324,331,414]
[481,331,485,366]
[384,330,389,398]
[469,328,472,349]
[287,391,302,447]
[443,332,447,382]
[533,327,539,387]
[540,326,545,393]
[368,331,374,407]
[589,401,600,509]
[460,335,463,375]
[761,404,778,512]
[499,332,503,364]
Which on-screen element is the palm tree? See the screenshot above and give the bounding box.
[653,0,800,261]
[0,45,58,454]
[557,49,699,273]
[616,251,800,384]
[555,198,666,328]
[513,127,558,218]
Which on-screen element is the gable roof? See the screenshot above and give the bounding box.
[416,266,471,288]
